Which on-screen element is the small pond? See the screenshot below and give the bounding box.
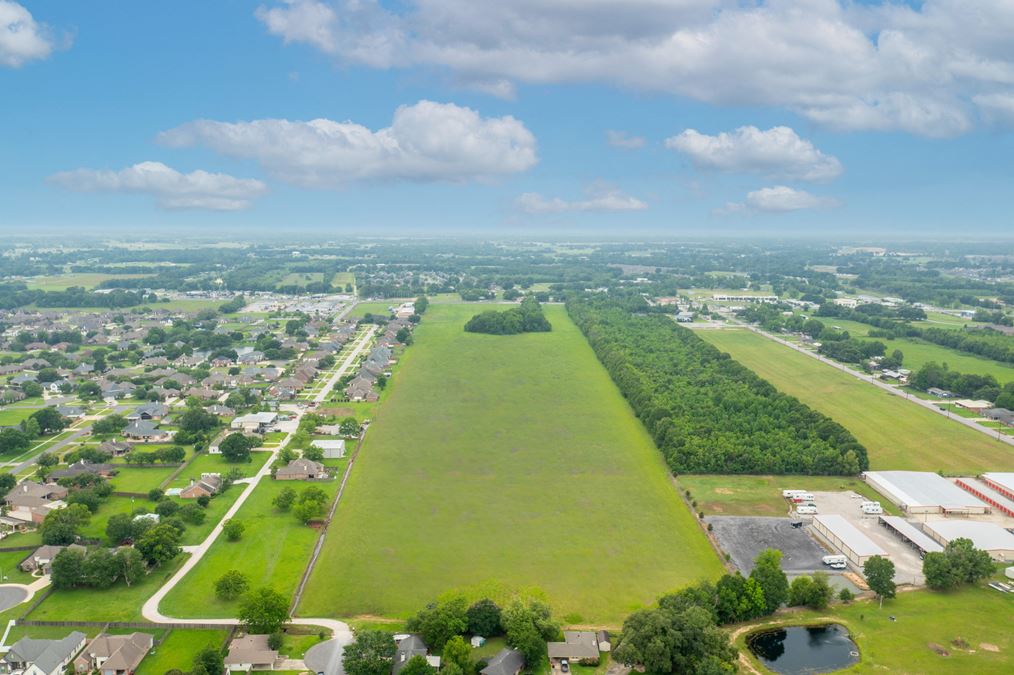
[747,624,859,674]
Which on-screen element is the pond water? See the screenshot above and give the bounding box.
[748,624,859,674]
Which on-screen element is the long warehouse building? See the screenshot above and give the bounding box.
[812,514,888,566]
[922,521,1014,561]
[863,471,989,514]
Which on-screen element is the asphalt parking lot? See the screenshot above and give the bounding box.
[706,515,828,574]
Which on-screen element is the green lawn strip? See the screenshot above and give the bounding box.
[0,530,43,549]
[27,554,189,622]
[160,478,340,619]
[698,329,1014,473]
[24,272,152,291]
[135,629,229,675]
[0,407,36,426]
[79,495,146,541]
[299,304,722,625]
[109,466,180,493]
[734,586,1013,674]
[676,475,902,517]
[348,301,399,319]
[0,549,35,584]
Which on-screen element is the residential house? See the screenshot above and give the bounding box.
[2,632,87,675]
[122,419,171,442]
[20,544,87,574]
[345,376,378,402]
[480,649,525,675]
[73,632,153,675]
[207,404,235,417]
[276,458,328,481]
[224,634,278,674]
[98,441,133,457]
[50,461,117,481]
[126,402,169,421]
[985,408,1014,427]
[180,473,223,500]
[392,636,440,675]
[547,632,601,665]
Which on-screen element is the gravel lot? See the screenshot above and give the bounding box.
[706,516,828,574]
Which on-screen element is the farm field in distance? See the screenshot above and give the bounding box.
[23,272,152,291]
[298,303,722,625]
[808,316,1014,383]
[698,329,1014,473]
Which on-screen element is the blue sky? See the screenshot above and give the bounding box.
[2,1,1013,237]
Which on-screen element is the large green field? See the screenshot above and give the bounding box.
[698,330,1014,473]
[24,272,152,291]
[298,304,722,625]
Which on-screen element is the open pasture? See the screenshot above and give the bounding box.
[298,303,722,625]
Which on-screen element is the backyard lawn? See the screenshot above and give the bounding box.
[699,329,1014,473]
[736,586,1014,674]
[136,629,229,675]
[159,477,341,619]
[27,554,189,622]
[298,303,722,625]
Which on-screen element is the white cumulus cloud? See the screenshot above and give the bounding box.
[717,185,839,215]
[665,126,843,182]
[0,1,59,67]
[48,162,268,211]
[158,100,538,187]
[254,0,1014,136]
[515,185,647,214]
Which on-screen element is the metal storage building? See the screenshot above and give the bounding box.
[878,515,943,555]
[922,520,1014,561]
[863,471,989,514]
[812,514,888,566]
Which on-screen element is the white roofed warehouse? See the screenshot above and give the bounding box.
[863,471,988,515]
[812,514,888,567]
[922,521,1014,561]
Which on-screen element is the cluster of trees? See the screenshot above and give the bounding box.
[50,546,146,589]
[219,433,260,462]
[913,326,1014,365]
[346,594,559,675]
[272,485,329,523]
[91,414,128,435]
[567,297,868,475]
[175,404,220,446]
[922,538,994,590]
[911,362,1012,404]
[464,298,552,335]
[0,283,157,310]
[122,445,187,465]
[816,334,888,365]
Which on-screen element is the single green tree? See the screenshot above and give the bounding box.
[864,555,896,607]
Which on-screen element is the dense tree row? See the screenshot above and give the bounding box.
[567,296,868,475]
[464,298,552,335]
[910,362,1014,405]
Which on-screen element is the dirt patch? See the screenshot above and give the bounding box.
[714,488,734,495]
[980,643,1000,652]
[951,638,970,650]
[928,643,950,657]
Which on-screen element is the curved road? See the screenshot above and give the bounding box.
[141,325,375,670]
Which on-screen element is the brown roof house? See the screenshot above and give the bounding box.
[180,473,223,500]
[275,458,329,481]
[480,649,525,675]
[73,632,153,675]
[224,634,278,674]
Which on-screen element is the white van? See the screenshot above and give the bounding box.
[782,489,808,498]
[791,493,815,503]
[859,501,881,509]
[861,503,883,515]
[796,505,818,515]
[822,554,847,566]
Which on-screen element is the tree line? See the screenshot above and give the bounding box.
[567,296,868,475]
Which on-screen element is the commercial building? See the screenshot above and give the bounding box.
[812,514,888,566]
[922,520,1014,561]
[955,476,1014,518]
[863,471,988,514]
